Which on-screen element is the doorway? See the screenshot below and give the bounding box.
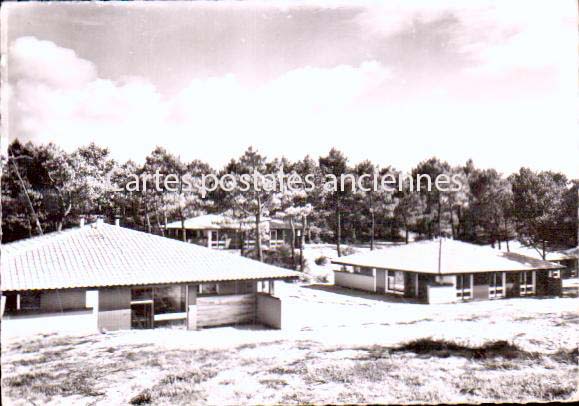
[131,302,153,329]
[472,273,489,300]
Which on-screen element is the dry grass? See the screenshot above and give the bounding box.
[2,286,578,405]
[2,334,577,405]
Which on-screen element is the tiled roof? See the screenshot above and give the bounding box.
[1,223,299,291]
[332,239,562,274]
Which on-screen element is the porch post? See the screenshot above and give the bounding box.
[414,273,419,297]
[186,285,197,330]
[206,230,212,248]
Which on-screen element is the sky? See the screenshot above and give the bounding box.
[1,0,577,177]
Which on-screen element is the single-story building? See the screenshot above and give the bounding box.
[492,240,577,279]
[1,219,299,335]
[165,214,301,250]
[560,246,578,278]
[332,239,564,304]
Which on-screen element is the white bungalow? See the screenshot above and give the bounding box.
[332,239,564,304]
[165,214,301,250]
[1,219,299,335]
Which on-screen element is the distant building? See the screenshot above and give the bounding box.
[165,214,301,250]
[332,239,563,304]
[560,246,579,278]
[493,240,577,278]
[1,219,298,335]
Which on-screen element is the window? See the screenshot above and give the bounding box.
[4,293,18,313]
[19,292,41,311]
[489,272,504,298]
[354,267,374,277]
[456,275,463,289]
[199,283,218,295]
[387,270,404,293]
[154,286,186,315]
[456,274,472,300]
[520,271,534,295]
[132,288,153,302]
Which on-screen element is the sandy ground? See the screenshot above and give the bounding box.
[2,281,578,405]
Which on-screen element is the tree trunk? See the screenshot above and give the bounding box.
[181,216,187,242]
[370,210,375,250]
[289,217,296,269]
[12,159,43,236]
[56,200,71,232]
[256,197,263,262]
[437,200,442,237]
[155,215,163,237]
[239,224,245,256]
[144,196,152,234]
[336,207,342,257]
[449,205,455,239]
[300,215,307,271]
[542,240,546,260]
[504,218,510,252]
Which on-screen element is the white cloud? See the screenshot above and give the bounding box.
[3,35,578,178]
[9,36,97,89]
[357,0,577,89]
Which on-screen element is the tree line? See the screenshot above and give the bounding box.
[1,140,577,264]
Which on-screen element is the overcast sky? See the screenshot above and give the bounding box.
[1,1,577,176]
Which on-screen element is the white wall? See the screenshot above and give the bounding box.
[334,271,376,292]
[2,310,97,337]
[427,284,457,304]
[256,293,282,329]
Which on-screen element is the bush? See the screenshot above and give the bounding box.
[341,246,358,256]
[262,244,305,270]
[314,255,329,266]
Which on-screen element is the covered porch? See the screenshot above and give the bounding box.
[333,266,562,304]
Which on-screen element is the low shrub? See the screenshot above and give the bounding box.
[393,338,536,360]
[314,255,329,266]
[341,246,358,256]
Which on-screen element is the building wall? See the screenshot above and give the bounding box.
[256,293,282,329]
[40,289,87,312]
[334,270,376,292]
[427,284,457,304]
[2,309,97,337]
[196,293,256,328]
[98,287,131,331]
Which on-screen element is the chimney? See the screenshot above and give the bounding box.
[79,216,85,228]
[115,216,121,227]
[95,216,104,228]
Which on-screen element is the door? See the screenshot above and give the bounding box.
[472,273,489,300]
[375,269,386,293]
[506,272,519,297]
[131,302,153,329]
